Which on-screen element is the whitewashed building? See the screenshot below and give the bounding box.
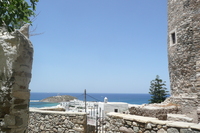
[97,97,128,118]
[59,97,128,118]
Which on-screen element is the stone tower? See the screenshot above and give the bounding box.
[168,0,200,122]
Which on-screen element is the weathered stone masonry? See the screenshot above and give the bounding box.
[129,104,181,120]
[168,0,200,99]
[168,0,200,122]
[0,25,33,133]
[28,109,87,133]
[105,112,200,133]
[28,109,200,133]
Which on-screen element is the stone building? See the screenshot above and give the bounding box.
[167,0,200,122]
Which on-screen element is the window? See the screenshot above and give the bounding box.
[171,32,176,44]
[170,29,177,46]
[114,109,118,112]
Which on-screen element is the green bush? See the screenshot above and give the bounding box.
[0,0,38,32]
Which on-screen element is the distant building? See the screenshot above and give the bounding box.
[59,97,128,126]
[59,97,128,117]
[97,97,128,118]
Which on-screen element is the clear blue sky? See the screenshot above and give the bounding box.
[29,0,169,93]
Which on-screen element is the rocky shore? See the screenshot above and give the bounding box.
[40,95,76,103]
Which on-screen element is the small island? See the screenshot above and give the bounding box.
[40,95,77,103]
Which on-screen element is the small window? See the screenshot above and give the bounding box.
[171,32,176,44]
[114,109,118,112]
[169,29,177,46]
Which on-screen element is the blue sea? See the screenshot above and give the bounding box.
[30,92,151,108]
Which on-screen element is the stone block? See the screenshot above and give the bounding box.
[14,76,30,86]
[15,116,23,126]
[126,120,132,125]
[4,115,15,126]
[12,90,30,99]
[190,124,200,131]
[167,122,195,128]
[180,129,193,133]
[145,123,152,129]
[14,99,26,104]
[14,104,28,109]
[119,126,134,133]
[133,126,139,132]
[73,127,84,132]
[167,114,193,122]
[167,128,179,133]
[133,122,138,126]
[157,129,167,133]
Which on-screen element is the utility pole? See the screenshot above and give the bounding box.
[84,89,87,113]
[96,104,98,133]
[84,89,87,133]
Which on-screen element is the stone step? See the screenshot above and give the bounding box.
[167,114,193,123]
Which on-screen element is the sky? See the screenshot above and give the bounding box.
[29,0,169,93]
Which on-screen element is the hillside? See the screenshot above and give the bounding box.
[40,95,77,103]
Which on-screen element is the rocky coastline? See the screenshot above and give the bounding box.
[40,95,77,103]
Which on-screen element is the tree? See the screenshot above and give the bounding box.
[149,75,168,103]
[0,0,39,32]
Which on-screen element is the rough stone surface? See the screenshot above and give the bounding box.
[146,123,152,129]
[167,0,200,123]
[180,129,193,133]
[158,129,167,133]
[129,104,181,120]
[119,126,134,133]
[104,112,200,133]
[0,24,33,132]
[167,128,179,133]
[28,109,87,133]
[167,114,193,122]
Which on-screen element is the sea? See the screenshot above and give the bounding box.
[30,92,152,108]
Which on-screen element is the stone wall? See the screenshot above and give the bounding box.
[28,108,87,133]
[129,104,181,120]
[167,0,200,123]
[0,24,33,133]
[104,112,200,133]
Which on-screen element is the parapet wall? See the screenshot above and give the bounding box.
[128,104,181,120]
[104,112,200,133]
[28,108,87,133]
[28,109,200,133]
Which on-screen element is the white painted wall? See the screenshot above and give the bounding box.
[98,102,128,117]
